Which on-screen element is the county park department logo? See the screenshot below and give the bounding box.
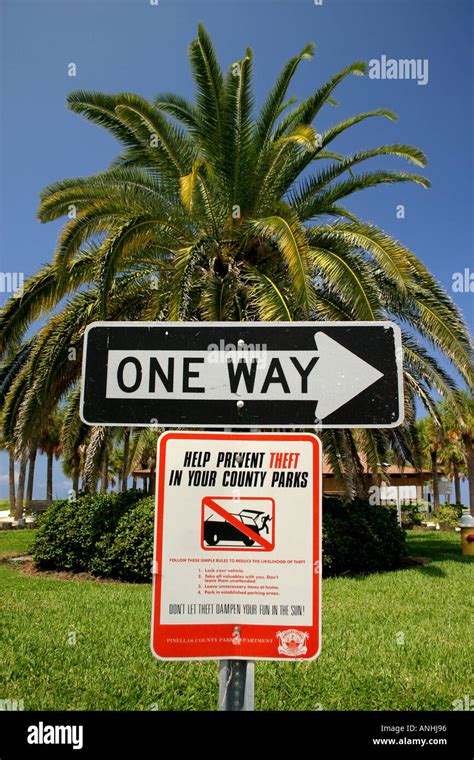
[276,629,309,657]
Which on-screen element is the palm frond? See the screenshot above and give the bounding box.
[308,222,412,288]
[66,90,142,148]
[308,245,379,320]
[0,253,95,355]
[154,92,200,130]
[290,144,428,216]
[298,170,430,220]
[321,109,398,147]
[189,23,225,152]
[248,215,314,318]
[288,61,367,129]
[243,264,293,321]
[114,93,194,176]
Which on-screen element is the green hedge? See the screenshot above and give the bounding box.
[33,493,406,582]
[322,497,406,576]
[32,490,143,572]
[90,497,154,582]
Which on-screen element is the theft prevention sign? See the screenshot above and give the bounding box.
[80,321,404,429]
[150,431,321,661]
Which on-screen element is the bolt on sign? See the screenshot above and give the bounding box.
[150,431,321,661]
[80,321,404,429]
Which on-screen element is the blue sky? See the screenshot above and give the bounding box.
[0,0,472,500]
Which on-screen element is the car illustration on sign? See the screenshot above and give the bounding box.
[201,496,275,551]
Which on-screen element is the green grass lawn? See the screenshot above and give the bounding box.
[0,528,37,559]
[0,530,472,711]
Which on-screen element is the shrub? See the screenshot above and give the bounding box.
[430,504,463,529]
[90,497,154,582]
[322,497,406,577]
[33,491,406,582]
[401,502,423,528]
[32,490,143,572]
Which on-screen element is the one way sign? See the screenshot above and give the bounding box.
[80,321,403,429]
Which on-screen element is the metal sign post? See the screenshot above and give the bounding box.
[218,427,255,712]
[219,660,255,711]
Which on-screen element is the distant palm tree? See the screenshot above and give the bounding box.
[438,437,466,505]
[0,346,32,513]
[0,25,472,492]
[440,392,474,515]
[417,415,445,511]
[97,435,126,493]
[8,445,15,511]
[129,429,159,493]
[120,428,131,492]
[25,444,37,512]
[38,412,62,501]
[0,412,16,512]
[15,451,28,522]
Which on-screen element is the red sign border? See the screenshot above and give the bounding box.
[151,431,321,661]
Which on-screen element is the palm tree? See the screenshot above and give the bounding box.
[435,399,467,505]
[0,26,472,490]
[440,392,474,514]
[438,437,465,505]
[454,392,474,515]
[38,412,62,501]
[0,412,16,512]
[0,347,32,511]
[98,442,126,492]
[15,450,28,521]
[121,428,131,492]
[25,444,37,511]
[61,387,88,495]
[100,444,109,493]
[417,415,445,511]
[129,429,159,493]
[62,454,81,496]
[1,401,29,521]
[8,446,15,512]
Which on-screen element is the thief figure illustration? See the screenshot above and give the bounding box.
[259,514,272,535]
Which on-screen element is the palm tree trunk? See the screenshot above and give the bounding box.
[15,452,28,521]
[149,461,156,495]
[46,451,53,501]
[453,462,461,505]
[463,435,474,517]
[46,450,53,501]
[25,446,37,511]
[8,449,16,513]
[101,450,109,493]
[121,428,130,492]
[72,461,80,497]
[431,450,440,510]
